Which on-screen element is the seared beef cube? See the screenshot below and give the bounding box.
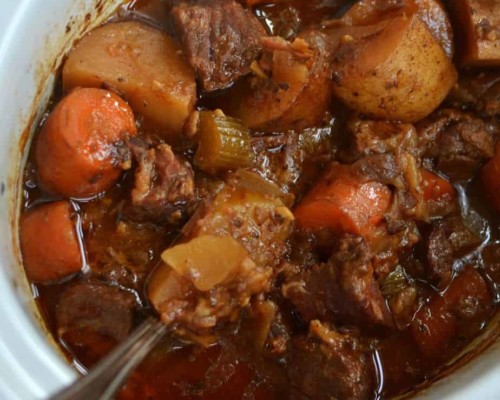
[56,281,137,365]
[283,236,393,329]
[340,117,417,163]
[172,0,267,91]
[129,137,195,222]
[418,109,494,181]
[426,215,482,287]
[289,320,373,400]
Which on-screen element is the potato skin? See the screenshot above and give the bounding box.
[332,15,457,122]
[342,0,454,59]
[63,21,196,140]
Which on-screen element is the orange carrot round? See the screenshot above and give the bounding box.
[421,169,455,203]
[294,163,392,236]
[20,201,83,283]
[411,266,491,358]
[36,88,137,198]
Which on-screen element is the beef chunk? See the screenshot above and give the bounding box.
[129,138,194,222]
[56,281,136,365]
[340,117,418,164]
[426,215,482,287]
[447,72,500,117]
[283,236,393,329]
[251,126,334,194]
[172,0,267,91]
[57,281,136,341]
[289,320,373,400]
[418,109,494,181]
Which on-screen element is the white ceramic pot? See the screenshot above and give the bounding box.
[0,1,498,399]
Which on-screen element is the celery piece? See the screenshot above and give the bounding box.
[195,110,253,174]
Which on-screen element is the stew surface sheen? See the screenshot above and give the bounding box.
[19,0,500,399]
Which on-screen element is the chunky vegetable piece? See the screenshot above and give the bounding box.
[411,266,492,357]
[194,111,253,174]
[161,235,251,291]
[234,32,332,131]
[36,88,136,198]
[331,14,457,122]
[421,170,454,202]
[189,181,294,268]
[293,162,392,236]
[420,168,457,217]
[20,202,82,283]
[63,21,196,139]
[148,235,272,334]
[342,0,454,58]
[446,0,500,66]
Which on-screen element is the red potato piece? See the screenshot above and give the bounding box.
[411,266,492,358]
[36,88,137,198]
[341,0,454,58]
[482,143,500,211]
[331,14,457,122]
[293,162,392,237]
[445,0,500,66]
[20,202,82,283]
[63,21,196,139]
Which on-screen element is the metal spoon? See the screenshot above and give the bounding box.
[50,317,168,400]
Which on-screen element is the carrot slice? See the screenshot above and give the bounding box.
[411,266,492,358]
[293,163,392,236]
[36,88,137,198]
[421,169,455,203]
[20,201,82,283]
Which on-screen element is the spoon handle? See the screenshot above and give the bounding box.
[50,317,167,400]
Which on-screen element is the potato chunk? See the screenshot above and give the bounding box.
[190,184,294,268]
[342,0,454,58]
[161,235,251,292]
[446,0,500,66]
[63,21,196,140]
[332,14,457,122]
